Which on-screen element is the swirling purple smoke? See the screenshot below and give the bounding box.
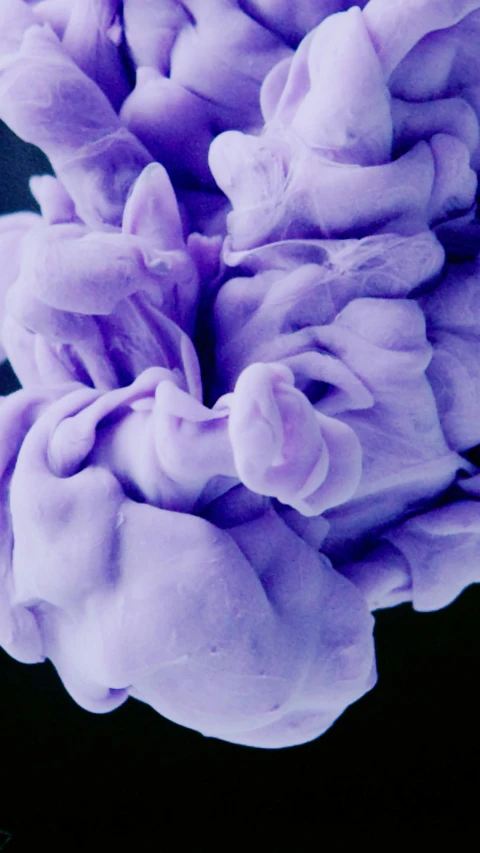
[0,0,479,749]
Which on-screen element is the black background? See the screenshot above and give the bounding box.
[0,120,478,848]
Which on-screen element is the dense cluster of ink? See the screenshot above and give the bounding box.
[0,0,479,748]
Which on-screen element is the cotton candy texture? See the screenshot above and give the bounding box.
[0,0,479,749]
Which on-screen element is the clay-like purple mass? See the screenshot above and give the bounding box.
[0,0,479,748]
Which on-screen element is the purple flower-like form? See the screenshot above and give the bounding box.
[0,0,479,751]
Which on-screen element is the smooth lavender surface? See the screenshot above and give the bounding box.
[0,0,479,749]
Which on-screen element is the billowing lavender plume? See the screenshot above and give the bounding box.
[0,0,479,748]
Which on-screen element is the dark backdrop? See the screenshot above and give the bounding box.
[0,120,478,848]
